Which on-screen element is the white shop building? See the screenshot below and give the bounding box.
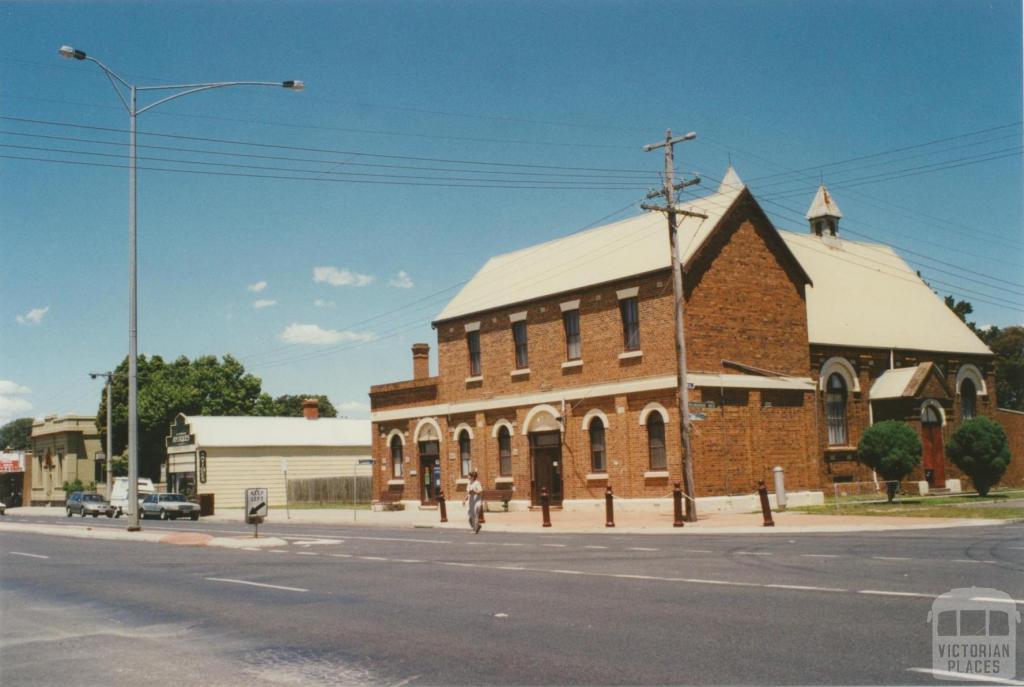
[165,401,372,509]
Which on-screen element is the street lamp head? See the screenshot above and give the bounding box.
[682,132,697,141]
[59,45,87,60]
[282,80,304,91]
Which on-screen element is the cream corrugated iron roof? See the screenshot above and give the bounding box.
[433,174,746,324]
[869,366,921,400]
[780,232,991,355]
[181,416,371,448]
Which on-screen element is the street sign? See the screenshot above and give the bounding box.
[245,487,268,518]
[94,451,106,462]
[689,412,707,421]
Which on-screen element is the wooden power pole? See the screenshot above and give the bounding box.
[641,129,703,522]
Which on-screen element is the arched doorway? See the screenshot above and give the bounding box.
[921,401,946,489]
[523,405,563,506]
[414,419,442,504]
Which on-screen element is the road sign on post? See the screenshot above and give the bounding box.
[245,487,268,536]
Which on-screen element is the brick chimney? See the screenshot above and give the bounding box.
[302,398,320,420]
[412,343,430,380]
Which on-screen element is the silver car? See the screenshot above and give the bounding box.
[140,493,200,521]
[66,492,115,518]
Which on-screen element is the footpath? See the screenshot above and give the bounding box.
[2,503,1008,540]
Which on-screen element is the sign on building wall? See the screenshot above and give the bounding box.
[198,450,207,484]
[165,415,195,448]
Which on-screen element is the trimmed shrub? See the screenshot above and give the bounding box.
[947,417,1011,497]
[857,421,922,502]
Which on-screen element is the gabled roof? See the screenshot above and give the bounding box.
[780,232,991,355]
[175,415,371,448]
[806,184,843,219]
[870,362,951,400]
[434,171,803,324]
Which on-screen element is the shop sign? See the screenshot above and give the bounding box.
[165,415,195,447]
[198,450,207,484]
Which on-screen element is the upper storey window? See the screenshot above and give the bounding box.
[512,321,529,369]
[467,331,481,376]
[620,297,640,351]
[563,310,581,360]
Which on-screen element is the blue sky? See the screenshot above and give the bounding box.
[1,0,1021,425]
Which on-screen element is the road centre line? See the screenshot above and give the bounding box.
[9,551,49,559]
[329,553,353,558]
[857,590,935,599]
[734,551,771,556]
[584,545,608,550]
[627,547,659,551]
[802,554,840,558]
[268,550,288,554]
[682,549,712,554]
[542,544,567,548]
[872,556,911,561]
[206,577,308,593]
[295,552,319,556]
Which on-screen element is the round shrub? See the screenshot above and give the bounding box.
[857,420,922,501]
[947,416,1011,497]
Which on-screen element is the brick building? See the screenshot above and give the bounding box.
[370,169,1003,511]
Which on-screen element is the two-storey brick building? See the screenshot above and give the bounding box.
[370,169,1000,511]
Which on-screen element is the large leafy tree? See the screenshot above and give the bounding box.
[856,420,922,502]
[97,354,338,479]
[946,417,1012,496]
[944,297,1024,411]
[0,418,34,450]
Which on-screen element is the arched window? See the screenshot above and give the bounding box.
[459,430,472,477]
[497,427,512,477]
[961,378,977,421]
[589,418,607,472]
[647,414,666,470]
[390,435,403,478]
[825,373,848,445]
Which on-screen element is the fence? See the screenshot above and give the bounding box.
[287,475,373,505]
[832,479,908,512]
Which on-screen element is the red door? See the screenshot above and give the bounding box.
[921,423,946,489]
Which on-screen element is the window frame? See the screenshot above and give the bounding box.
[497,426,512,477]
[646,413,666,470]
[620,297,641,351]
[825,372,849,445]
[960,378,977,421]
[467,330,482,376]
[389,435,404,478]
[563,309,581,360]
[458,430,472,477]
[589,418,607,473]
[512,321,529,369]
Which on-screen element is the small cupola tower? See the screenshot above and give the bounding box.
[806,184,842,237]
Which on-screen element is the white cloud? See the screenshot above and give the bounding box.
[314,299,335,308]
[313,266,374,287]
[279,323,375,345]
[0,394,32,425]
[252,299,277,309]
[336,400,369,411]
[389,270,414,289]
[16,306,49,325]
[247,281,268,293]
[0,381,31,395]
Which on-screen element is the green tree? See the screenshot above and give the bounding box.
[944,295,979,334]
[989,326,1024,410]
[947,416,1012,496]
[267,394,338,418]
[97,354,268,479]
[856,420,923,502]
[0,417,34,450]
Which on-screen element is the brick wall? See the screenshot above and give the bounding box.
[993,409,1024,488]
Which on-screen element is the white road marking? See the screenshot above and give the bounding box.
[584,545,608,550]
[495,566,525,570]
[329,553,353,558]
[764,583,845,593]
[682,549,712,554]
[734,551,771,556]
[550,569,584,575]
[542,544,567,548]
[268,550,289,554]
[440,562,477,568]
[802,554,840,559]
[292,539,341,547]
[907,668,1024,685]
[858,590,935,599]
[394,559,423,563]
[500,543,524,547]
[359,556,389,561]
[872,556,912,561]
[295,552,319,556]
[205,577,308,593]
[343,535,452,545]
[9,551,49,559]
[626,547,659,552]
[952,559,985,564]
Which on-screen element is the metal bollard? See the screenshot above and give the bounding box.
[478,497,486,524]
[758,481,775,527]
[673,482,684,527]
[438,490,448,523]
[541,487,552,527]
[605,486,615,528]
[772,466,786,511]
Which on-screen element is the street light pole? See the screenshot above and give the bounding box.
[61,46,303,531]
[89,371,114,498]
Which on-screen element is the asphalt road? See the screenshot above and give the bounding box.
[2,515,1022,686]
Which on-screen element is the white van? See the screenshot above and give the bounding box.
[109,477,156,517]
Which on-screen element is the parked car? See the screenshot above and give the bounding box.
[0,501,6,515]
[109,477,156,517]
[140,493,200,521]
[66,492,116,518]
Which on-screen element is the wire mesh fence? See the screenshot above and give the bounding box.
[286,475,373,506]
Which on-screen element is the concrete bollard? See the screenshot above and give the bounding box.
[772,466,787,511]
[673,482,684,528]
[605,486,615,528]
[758,481,775,527]
[541,487,552,527]
[438,490,448,523]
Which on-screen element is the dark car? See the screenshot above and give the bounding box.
[140,493,200,521]
[66,492,115,518]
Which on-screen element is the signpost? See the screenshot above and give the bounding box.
[355,459,374,522]
[245,487,268,537]
[281,459,289,520]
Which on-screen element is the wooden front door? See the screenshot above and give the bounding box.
[418,441,440,504]
[530,431,563,506]
[921,404,946,489]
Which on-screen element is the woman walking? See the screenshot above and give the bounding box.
[463,470,483,533]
